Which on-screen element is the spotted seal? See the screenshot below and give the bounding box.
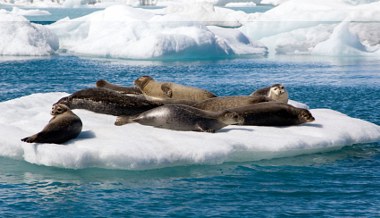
[134,76,216,102]
[96,79,142,96]
[193,95,273,112]
[229,102,315,126]
[250,84,288,103]
[115,104,244,132]
[21,104,82,144]
[55,88,162,116]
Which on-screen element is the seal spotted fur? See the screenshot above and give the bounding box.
[134,76,216,102]
[251,84,288,103]
[230,102,314,126]
[55,88,162,116]
[21,104,82,144]
[115,104,244,132]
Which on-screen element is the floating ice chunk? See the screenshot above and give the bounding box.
[312,21,370,56]
[241,0,380,56]
[48,5,266,59]
[0,9,58,56]
[10,7,51,16]
[0,92,379,170]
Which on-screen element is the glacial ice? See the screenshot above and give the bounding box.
[0,92,379,170]
[1,0,379,58]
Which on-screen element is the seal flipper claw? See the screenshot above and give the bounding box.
[161,83,173,98]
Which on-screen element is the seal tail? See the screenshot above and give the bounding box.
[114,115,138,126]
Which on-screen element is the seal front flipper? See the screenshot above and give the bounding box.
[195,123,215,133]
[161,83,173,98]
[114,115,138,126]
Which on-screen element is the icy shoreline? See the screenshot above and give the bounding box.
[1,92,379,170]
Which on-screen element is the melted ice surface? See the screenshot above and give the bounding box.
[1,92,379,170]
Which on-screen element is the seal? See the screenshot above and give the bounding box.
[115,104,244,132]
[96,79,142,96]
[96,80,196,105]
[55,88,162,116]
[21,104,82,144]
[250,84,288,103]
[229,102,315,126]
[134,76,217,102]
[193,95,273,112]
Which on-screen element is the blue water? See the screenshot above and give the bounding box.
[1,55,380,217]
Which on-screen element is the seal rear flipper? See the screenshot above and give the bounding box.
[21,135,37,143]
[194,123,215,133]
[115,115,138,126]
[161,83,173,98]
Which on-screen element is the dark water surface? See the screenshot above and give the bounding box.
[0,55,379,217]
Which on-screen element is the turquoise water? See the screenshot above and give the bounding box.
[1,55,380,216]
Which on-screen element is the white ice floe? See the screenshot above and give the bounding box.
[225,2,257,7]
[0,92,379,170]
[0,9,58,56]
[48,4,266,59]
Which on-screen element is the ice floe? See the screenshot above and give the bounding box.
[0,92,379,170]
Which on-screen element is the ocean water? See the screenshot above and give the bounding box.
[1,55,380,217]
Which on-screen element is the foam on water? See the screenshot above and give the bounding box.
[0,92,379,170]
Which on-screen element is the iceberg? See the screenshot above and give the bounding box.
[48,4,267,59]
[0,9,58,56]
[0,92,379,170]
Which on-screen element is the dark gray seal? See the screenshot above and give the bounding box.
[21,104,82,144]
[250,84,288,103]
[193,95,273,112]
[229,102,315,126]
[134,76,216,102]
[55,88,162,116]
[96,79,142,95]
[116,104,244,132]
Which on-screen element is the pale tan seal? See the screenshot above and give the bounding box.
[250,84,288,103]
[134,76,216,102]
[96,79,142,96]
[115,104,244,132]
[21,104,83,144]
[96,80,197,105]
[193,95,273,112]
[229,102,314,126]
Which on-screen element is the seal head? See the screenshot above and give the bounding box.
[251,84,288,103]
